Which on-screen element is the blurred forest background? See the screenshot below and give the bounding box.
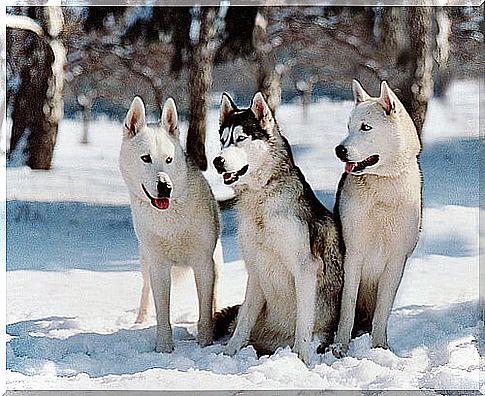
[4,5,483,171]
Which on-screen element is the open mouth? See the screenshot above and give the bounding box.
[222,165,249,185]
[141,184,170,210]
[345,155,380,173]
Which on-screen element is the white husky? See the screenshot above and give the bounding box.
[333,80,422,357]
[119,97,221,353]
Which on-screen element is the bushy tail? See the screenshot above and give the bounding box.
[213,304,240,340]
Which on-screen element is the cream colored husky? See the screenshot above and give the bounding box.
[119,97,221,353]
[333,80,422,357]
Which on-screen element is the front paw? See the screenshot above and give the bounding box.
[330,342,348,358]
[224,337,246,356]
[316,342,330,355]
[155,340,175,354]
[293,341,311,366]
[372,339,389,350]
[134,312,146,324]
[197,332,213,347]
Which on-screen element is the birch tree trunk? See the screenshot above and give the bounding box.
[380,7,402,55]
[186,7,217,171]
[253,8,281,113]
[78,90,96,145]
[399,6,434,136]
[434,7,451,96]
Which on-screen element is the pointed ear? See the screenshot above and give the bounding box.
[161,97,178,136]
[220,92,237,126]
[124,96,146,138]
[251,92,274,131]
[379,81,398,115]
[352,79,371,105]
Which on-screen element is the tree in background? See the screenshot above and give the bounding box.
[186,6,220,171]
[378,6,435,136]
[7,6,66,170]
[6,5,481,170]
[269,6,481,136]
[80,6,256,171]
[0,25,6,139]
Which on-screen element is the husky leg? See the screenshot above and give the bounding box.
[333,253,362,357]
[149,263,174,353]
[135,251,151,324]
[212,239,223,313]
[293,261,318,365]
[192,259,215,347]
[224,273,265,356]
[371,256,406,349]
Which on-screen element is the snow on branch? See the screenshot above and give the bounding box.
[6,14,44,37]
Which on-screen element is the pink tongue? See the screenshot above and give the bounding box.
[345,162,357,173]
[154,197,170,210]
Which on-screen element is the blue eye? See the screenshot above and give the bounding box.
[141,154,152,163]
[361,123,372,131]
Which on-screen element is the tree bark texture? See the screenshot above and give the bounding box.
[434,7,451,96]
[399,6,434,136]
[9,6,66,170]
[9,33,51,166]
[253,8,281,114]
[187,7,217,171]
[380,7,402,55]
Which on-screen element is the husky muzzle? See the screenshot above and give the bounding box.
[141,172,173,210]
[213,147,249,185]
[335,145,380,174]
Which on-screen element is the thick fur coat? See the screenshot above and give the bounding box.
[213,92,344,365]
[333,81,422,357]
[119,97,221,353]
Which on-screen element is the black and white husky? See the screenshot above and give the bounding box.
[212,92,344,365]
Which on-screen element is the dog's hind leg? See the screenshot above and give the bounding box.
[352,281,377,338]
[293,260,318,365]
[135,251,151,324]
[192,258,216,347]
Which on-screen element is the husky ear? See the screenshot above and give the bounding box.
[220,92,237,126]
[379,81,398,115]
[251,92,275,131]
[352,79,371,105]
[124,96,146,138]
[161,97,178,137]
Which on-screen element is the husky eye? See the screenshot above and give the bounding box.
[236,135,247,142]
[140,154,152,163]
[361,123,373,132]
[165,156,173,164]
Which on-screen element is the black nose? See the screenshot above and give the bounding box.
[213,156,226,174]
[335,145,348,161]
[157,181,172,197]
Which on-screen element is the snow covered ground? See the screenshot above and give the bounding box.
[5,80,482,391]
